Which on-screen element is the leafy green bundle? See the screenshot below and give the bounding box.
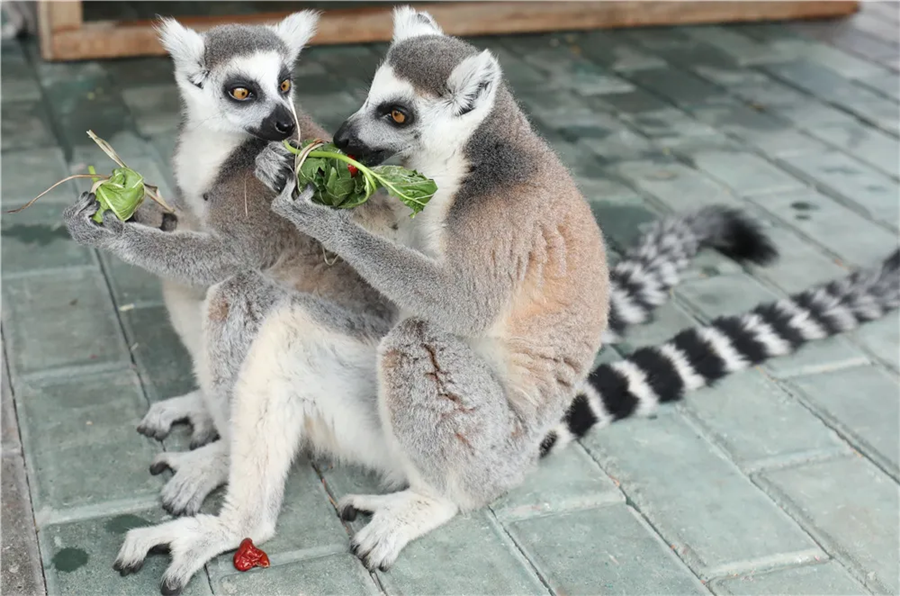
[6,130,172,221]
[285,140,437,216]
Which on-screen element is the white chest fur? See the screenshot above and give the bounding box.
[394,159,465,260]
[174,129,245,221]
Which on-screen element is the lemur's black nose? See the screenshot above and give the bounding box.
[274,119,295,136]
[333,121,353,151]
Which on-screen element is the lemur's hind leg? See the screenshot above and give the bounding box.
[344,318,536,570]
[198,271,295,441]
[152,272,294,516]
[139,280,217,447]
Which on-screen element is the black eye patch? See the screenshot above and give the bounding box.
[376,101,415,126]
[223,78,262,103]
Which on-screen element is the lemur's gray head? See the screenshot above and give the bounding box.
[333,6,502,167]
[157,12,318,141]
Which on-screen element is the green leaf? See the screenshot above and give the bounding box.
[287,140,438,214]
[91,167,145,223]
[370,165,437,216]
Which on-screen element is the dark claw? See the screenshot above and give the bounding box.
[340,505,359,522]
[137,425,169,442]
[378,563,390,572]
[160,579,183,596]
[350,541,360,557]
[149,461,170,476]
[113,560,143,577]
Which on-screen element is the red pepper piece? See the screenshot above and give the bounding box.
[347,155,359,177]
[233,538,270,572]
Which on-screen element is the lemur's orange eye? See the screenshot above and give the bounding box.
[280,79,291,93]
[391,109,406,124]
[229,87,251,100]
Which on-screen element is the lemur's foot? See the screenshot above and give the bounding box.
[149,443,228,516]
[114,514,246,596]
[339,490,458,571]
[138,392,218,449]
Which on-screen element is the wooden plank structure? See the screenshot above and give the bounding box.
[38,1,859,62]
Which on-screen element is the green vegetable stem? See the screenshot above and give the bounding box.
[283,139,437,216]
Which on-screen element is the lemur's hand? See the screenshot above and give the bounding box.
[63,192,126,248]
[255,140,294,194]
[272,181,349,245]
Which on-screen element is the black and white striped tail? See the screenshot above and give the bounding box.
[542,249,900,457]
[606,206,778,343]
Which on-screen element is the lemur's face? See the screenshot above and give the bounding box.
[334,7,501,168]
[157,12,318,141]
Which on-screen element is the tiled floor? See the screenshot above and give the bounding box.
[2,4,899,596]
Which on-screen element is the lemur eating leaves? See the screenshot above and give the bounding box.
[64,11,393,518]
[101,8,898,595]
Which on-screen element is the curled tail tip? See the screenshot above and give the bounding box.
[717,209,779,266]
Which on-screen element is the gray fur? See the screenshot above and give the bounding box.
[378,318,535,506]
[203,24,288,69]
[387,36,475,96]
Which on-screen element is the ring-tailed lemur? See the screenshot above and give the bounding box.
[63,11,392,516]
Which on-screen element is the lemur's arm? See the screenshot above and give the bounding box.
[272,184,499,335]
[64,192,247,286]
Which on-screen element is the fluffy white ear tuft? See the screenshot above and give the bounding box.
[447,49,502,116]
[270,10,319,61]
[156,18,205,75]
[392,6,442,43]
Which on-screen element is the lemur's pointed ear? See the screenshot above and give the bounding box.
[392,6,442,43]
[156,18,205,80]
[446,50,502,116]
[270,10,319,61]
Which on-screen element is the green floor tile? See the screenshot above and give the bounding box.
[120,306,196,404]
[493,444,622,520]
[214,553,378,596]
[2,101,56,151]
[378,511,545,596]
[757,456,899,594]
[676,273,779,320]
[100,252,165,308]
[787,365,900,479]
[1,203,96,276]
[122,84,182,136]
[852,315,900,372]
[41,509,213,596]
[1,146,76,205]
[508,505,706,595]
[582,414,820,576]
[683,369,846,466]
[711,561,865,595]
[2,269,129,377]
[16,371,159,511]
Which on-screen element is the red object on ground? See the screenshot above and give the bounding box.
[233,538,270,572]
[347,155,359,177]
